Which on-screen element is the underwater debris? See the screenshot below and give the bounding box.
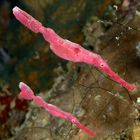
[136,42,140,57]
[122,0,130,10]
[12,6,136,91]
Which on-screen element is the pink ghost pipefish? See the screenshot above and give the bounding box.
[19,82,96,136]
[13,6,136,91]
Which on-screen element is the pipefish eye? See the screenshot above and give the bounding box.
[71,118,76,123]
[100,63,104,67]
[74,48,80,53]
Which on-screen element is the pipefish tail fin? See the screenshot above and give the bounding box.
[13,6,42,33]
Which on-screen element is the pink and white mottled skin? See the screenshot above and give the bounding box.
[19,82,96,136]
[13,6,136,91]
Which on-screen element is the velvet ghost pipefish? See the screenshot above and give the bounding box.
[12,6,136,91]
[19,82,96,136]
